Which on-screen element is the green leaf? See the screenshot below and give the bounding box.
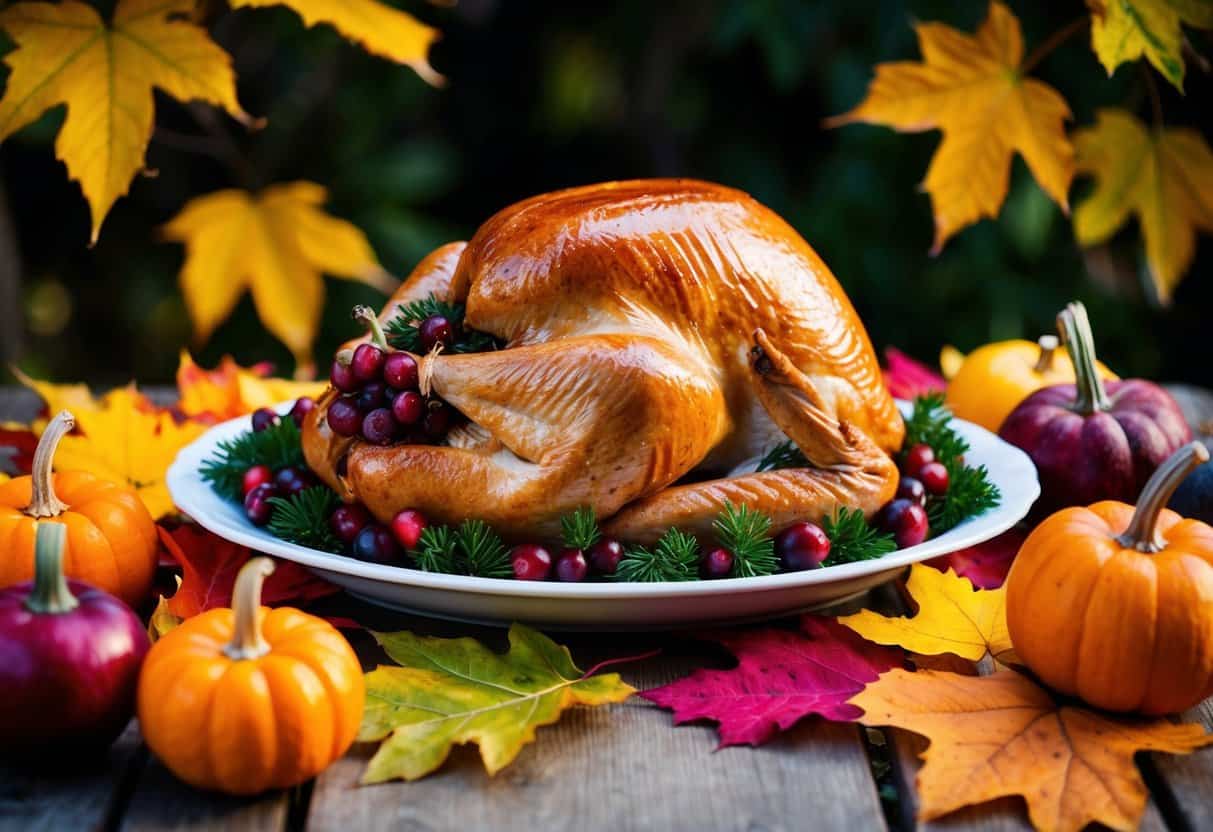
[200,418,304,501]
[713,501,777,578]
[359,624,635,782]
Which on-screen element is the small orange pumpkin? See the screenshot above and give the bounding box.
[137,557,364,794]
[1006,441,1213,714]
[0,410,157,606]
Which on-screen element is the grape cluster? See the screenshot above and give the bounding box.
[241,399,319,525]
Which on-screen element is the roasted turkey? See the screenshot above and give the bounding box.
[302,179,904,543]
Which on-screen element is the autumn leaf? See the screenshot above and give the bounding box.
[0,0,251,242]
[176,352,324,422]
[852,668,1213,831]
[839,563,1013,662]
[827,1,1073,252]
[641,617,902,748]
[158,524,337,618]
[147,581,182,641]
[1073,108,1213,303]
[1086,0,1213,91]
[232,0,442,86]
[163,182,394,374]
[883,347,946,402]
[927,526,1027,590]
[0,422,38,475]
[360,624,634,782]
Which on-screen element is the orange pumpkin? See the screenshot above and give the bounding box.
[137,557,364,794]
[1006,441,1213,715]
[0,410,157,606]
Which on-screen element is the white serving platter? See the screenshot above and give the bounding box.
[166,402,1038,629]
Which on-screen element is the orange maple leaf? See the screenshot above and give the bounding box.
[852,668,1213,832]
[176,352,325,422]
[828,1,1074,252]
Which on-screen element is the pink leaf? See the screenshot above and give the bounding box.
[642,616,902,747]
[927,526,1027,590]
[883,347,946,400]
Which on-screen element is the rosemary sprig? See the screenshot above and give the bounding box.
[267,487,341,553]
[822,506,897,565]
[456,519,513,579]
[383,294,500,354]
[755,440,807,472]
[902,393,968,474]
[560,506,602,550]
[713,502,777,578]
[616,527,700,582]
[414,525,460,573]
[200,418,304,501]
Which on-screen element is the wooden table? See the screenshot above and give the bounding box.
[2,386,1211,832]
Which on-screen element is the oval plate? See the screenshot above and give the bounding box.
[166,403,1038,629]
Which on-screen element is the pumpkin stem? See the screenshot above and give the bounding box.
[353,305,389,351]
[223,557,275,661]
[1032,335,1059,374]
[1115,442,1211,553]
[24,410,74,519]
[25,522,78,615]
[1056,302,1110,414]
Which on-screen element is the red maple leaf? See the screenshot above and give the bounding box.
[883,347,946,401]
[642,616,902,747]
[158,524,338,617]
[0,424,38,475]
[927,526,1026,590]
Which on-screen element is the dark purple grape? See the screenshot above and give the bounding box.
[251,408,279,433]
[274,466,316,496]
[352,525,401,564]
[243,483,279,526]
[878,499,929,548]
[289,397,316,427]
[392,391,424,425]
[327,397,361,437]
[587,539,624,574]
[554,549,588,582]
[330,359,359,394]
[351,343,386,382]
[419,316,456,352]
[383,352,419,390]
[775,522,831,571]
[701,547,734,579]
[330,504,371,544]
[423,401,453,437]
[895,477,927,506]
[361,408,398,445]
[356,382,387,413]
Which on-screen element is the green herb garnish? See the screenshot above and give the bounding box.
[200,417,304,501]
[822,506,897,565]
[713,501,777,578]
[616,527,700,582]
[755,440,807,472]
[267,487,341,553]
[415,524,460,573]
[560,506,602,551]
[384,293,500,354]
[455,519,513,579]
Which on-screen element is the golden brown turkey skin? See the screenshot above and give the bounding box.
[302,179,902,542]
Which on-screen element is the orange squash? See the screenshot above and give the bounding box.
[1006,441,1213,714]
[137,557,364,794]
[0,410,157,606]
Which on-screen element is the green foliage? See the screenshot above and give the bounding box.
[616,527,700,583]
[902,394,969,475]
[413,519,512,578]
[560,506,601,551]
[713,501,777,578]
[414,524,460,574]
[384,294,499,354]
[755,440,808,472]
[268,487,341,553]
[200,418,304,501]
[822,506,896,566]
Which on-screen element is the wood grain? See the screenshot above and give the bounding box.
[118,757,290,832]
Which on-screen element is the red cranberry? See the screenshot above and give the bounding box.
[243,483,279,526]
[554,549,589,582]
[895,476,927,506]
[330,504,371,544]
[879,499,930,548]
[902,443,935,478]
[701,547,734,579]
[361,408,398,445]
[390,509,428,550]
[419,316,456,352]
[251,408,279,433]
[289,397,316,427]
[918,462,949,495]
[511,544,552,581]
[587,539,624,574]
[327,397,362,437]
[392,391,425,425]
[353,525,401,564]
[774,521,831,571]
[274,466,316,496]
[241,464,273,497]
[383,352,419,390]
[330,359,359,393]
[351,343,386,382]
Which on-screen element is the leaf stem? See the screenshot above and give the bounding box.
[1020,16,1088,74]
[1141,64,1164,126]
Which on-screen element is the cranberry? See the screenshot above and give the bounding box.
[392,391,425,425]
[353,525,401,564]
[902,443,935,478]
[879,499,930,548]
[351,343,386,382]
[895,476,927,506]
[390,509,428,550]
[775,521,831,571]
[243,483,279,526]
[510,544,552,581]
[330,358,359,394]
[423,401,453,437]
[327,397,362,437]
[330,504,371,544]
[554,549,589,582]
[274,466,316,497]
[587,539,624,574]
[361,408,398,445]
[251,407,279,433]
[241,464,273,497]
[383,352,419,390]
[419,315,456,352]
[289,397,316,427]
[918,462,949,495]
[701,547,734,579]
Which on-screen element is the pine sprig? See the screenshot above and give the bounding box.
[929,464,1000,534]
[713,502,777,578]
[822,506,897,565]
[616,527,700,583]
[267,487,341,553]
[560,506,601,551]
[755,440,807,472]
[200,418,304,501]
[383,294,500,354]
[456,519,512,579]
[902,393,968,474]
[414,525,460,573]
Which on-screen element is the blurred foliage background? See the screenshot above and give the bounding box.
[1,0,1211,387]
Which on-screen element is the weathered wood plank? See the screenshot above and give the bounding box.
[119,757,290,832]
[1143,699,1213,831]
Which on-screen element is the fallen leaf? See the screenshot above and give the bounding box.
[852,667,1213,831]
[147,580,183,641]
[0,423,37,475]
[827,1,1073,252]
[883,347,947,401]
[176,352,324,422]
[232,0,442,85]
[641,616,902,747]
[360,624,634,782]
[839,563,1013,662]
[927,526,1027,590]
[158,524,337,617]
[1073,108,1213,303]
[0,0,250,241]
[163,182,393,374]
[1086,0,1212,91]
[12,367,153,418]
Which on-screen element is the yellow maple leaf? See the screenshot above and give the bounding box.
[853,668,1213,831]
[232,0,442,85]
[1086,0,1213,91]
[1074,108,1213,303]
[838,564,1013,662]
[176,352,325,421]
[162,182,394,375]
[0,0,251,242]
[827,1,1073,252]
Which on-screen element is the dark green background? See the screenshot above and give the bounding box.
[2,0,1210,386]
